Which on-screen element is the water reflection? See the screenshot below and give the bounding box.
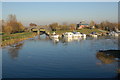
[52,38,59,44]
[63,37,73,42]
[3,34,119,78]
[62,37,85,43]
[7,35,118,60]
[96,50,120,79]
[8,42,24,59]
[32,35,87,44]
[29,35,50,41]
[31,35,118,46]
[96,50,120,64]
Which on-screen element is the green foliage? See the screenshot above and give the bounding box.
[50,28,105,35]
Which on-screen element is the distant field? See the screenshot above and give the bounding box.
[50,29,107,35]
[77,29,107,34]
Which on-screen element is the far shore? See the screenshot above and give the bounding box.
[0,28,113,47]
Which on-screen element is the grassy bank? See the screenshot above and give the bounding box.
[0,29,108,47]
[50,29,107,35]
[1,32,37,47]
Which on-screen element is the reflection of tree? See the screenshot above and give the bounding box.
[96,50,120,79]
[8,42,24,59]
[96,52,116,64]
[96,50,120,64]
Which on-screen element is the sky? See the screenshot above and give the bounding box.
[2,2,118,26]
[1,0,120,2]
[0,2,2,19]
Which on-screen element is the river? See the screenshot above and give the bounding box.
[2,34,119,78]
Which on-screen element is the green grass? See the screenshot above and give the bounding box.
[50,29,107,35]
[1,32,37,47]
[2,32,34,41]
[76,29,105,34]
[1,29,107,41]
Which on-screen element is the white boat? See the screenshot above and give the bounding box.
[78,33,83,37]
[82,34,87,38]
[114,33,119,37]
[51,35,59,38]
[109,31,119,37]
[64,32,87,39]
[92,34,98,38]
[72,32,82,38]
[52,32,56,35]
[64,32,73,38]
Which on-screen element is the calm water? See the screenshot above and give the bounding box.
[2,35,119,78]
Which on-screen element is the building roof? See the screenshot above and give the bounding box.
[80,24,89,25]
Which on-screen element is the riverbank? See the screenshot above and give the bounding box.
[0,29,108,47]
[50,29,107,35]
[1,32,37,47]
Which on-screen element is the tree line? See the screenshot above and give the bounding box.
[30,21,119,32]
[1,14,120,34]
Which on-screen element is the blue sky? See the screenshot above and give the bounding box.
[2,2,118,26]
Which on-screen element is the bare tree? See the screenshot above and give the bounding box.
[29,23,37,27]
[49,23,59,31]
[3,14,25,34]
[89,20,95,28]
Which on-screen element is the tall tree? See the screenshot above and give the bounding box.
[49,23,59,31]
[3,14,25,34]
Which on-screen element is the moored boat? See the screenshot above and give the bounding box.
[51,35,59,38]
[82,34,87,38]
[63,32,73,38]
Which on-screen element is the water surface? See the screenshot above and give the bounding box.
[2,35,119,78]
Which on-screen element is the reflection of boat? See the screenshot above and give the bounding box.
[63,37,73,42]
[52,38,59,43]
